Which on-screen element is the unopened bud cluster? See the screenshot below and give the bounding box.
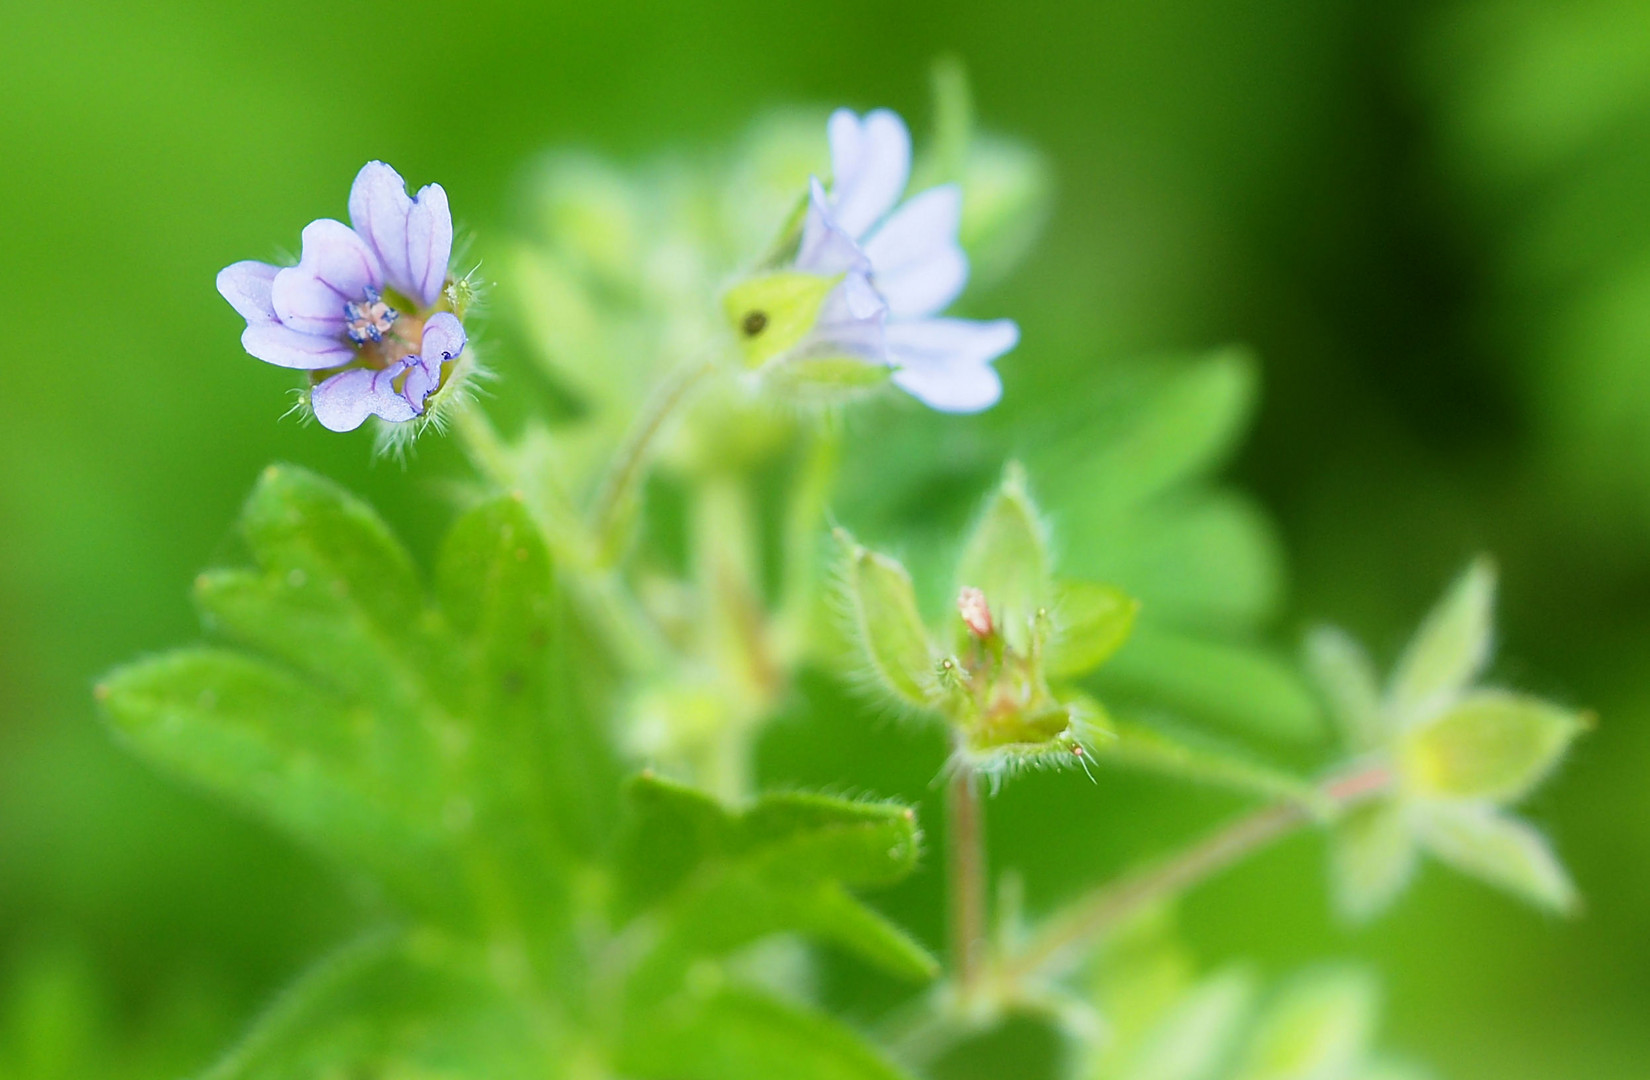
[841,464,1138,777]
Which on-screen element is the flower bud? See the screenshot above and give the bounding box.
[957,587,994,639]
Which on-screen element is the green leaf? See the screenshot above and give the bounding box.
[1121,968,1256,1080]
[1065,492,1283,633]
[103,469,618,927]
[1045,581,1139,679]
[1389,558,1496,722]
[619,987,913,1080]
[1036,350,1258,517]
[840,533,937,710]
[436,494,622,864]
[725,271,840,368]
[1329,798,1418,924]
[1305,627,1385,753]
[1400,691,1586,804]
[618,775,937,993]
[956,462,1052,653]
[1230,967,1378,1080]
[1417,803,1579,914]
[199,932,553,1080]
[193,464,435,713]
[98,648,464,917]
[1097,626,1324,743]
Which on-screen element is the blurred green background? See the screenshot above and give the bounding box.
[3,0,1649,1076]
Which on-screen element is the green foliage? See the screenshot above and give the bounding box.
[1004,348,1316,743]
[99,467,926,1079]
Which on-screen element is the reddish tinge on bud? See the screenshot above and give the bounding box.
[957,587,994,639]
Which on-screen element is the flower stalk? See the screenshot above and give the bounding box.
[1001,760,1395,986]
[947,758,989,998]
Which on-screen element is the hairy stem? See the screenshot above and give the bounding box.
[947,762,988,996]
[589,356,718,562]
[1003,760,1393,984]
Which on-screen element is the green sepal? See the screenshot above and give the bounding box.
[1045,580,1139,679]
[1389,558,1496,722]
[1329,798,1418,924]
[1399,691,1586,804]
[956,462,1053,653]
[725,271,839,368]
[1305,626,1385,753]
[1416,803,1578,914]
[838,532,938,711]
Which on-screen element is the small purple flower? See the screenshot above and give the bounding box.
[216,162,467,432]
[793,108,1018,413]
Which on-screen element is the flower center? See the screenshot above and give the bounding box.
[344,286,399,345]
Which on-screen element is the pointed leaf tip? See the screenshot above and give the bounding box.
[1390,557,1497,722]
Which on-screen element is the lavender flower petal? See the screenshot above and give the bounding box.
[310,362,421,432]
[886,318,1018,413]
[399,312,467,408]
[348,161,453,309]
[863,185,968,320]
[270,219,384,337]
[419,312,467,366]
[241,322,358,370]
[811,270,888,360]
[798,178,871,276]
[216,260,280,324]
[826,109,910,240]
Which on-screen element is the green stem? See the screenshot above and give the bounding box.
[589,356,718,564]
[776,418,842,661]
[947,760,988,997]
[1001,761,1394,985]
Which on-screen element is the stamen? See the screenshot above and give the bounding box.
[344,286,399,345]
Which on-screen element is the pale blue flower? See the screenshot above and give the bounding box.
[795,108,1018,412]
[216,162,467,432]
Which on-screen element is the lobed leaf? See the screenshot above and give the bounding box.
[617,775,936,993]
[98,648,464,917]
